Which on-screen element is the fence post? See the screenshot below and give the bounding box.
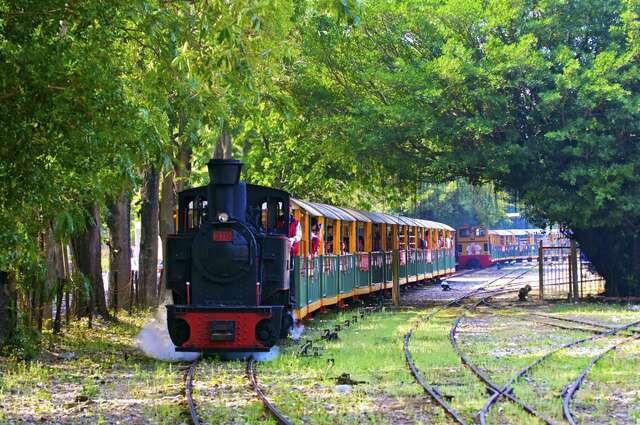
[392,249,400,306]
[570,240,579,302]
[538,240,544,300]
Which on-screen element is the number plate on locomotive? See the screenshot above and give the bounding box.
[209,320,235,341]
[212,229,233,242]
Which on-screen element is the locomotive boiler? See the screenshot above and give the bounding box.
[165,159,294,352]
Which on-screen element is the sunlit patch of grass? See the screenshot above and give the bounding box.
[454,308,594,424]
[2,301,639,424]
[196,308,440,424]
[571,337,640,423]
[0,310,191,424]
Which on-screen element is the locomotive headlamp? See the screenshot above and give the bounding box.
[217,212,229,223]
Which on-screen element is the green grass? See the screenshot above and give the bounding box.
[1,304,639,424]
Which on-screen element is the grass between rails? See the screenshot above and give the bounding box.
[1,303,640,424]
[195,308,440,424]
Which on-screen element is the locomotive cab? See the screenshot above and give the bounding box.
[165,159,292,352]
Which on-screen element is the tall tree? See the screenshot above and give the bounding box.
[106,190,132,310]
[71,204,108,319]
[0,271,14,348]
[139,167,160,307]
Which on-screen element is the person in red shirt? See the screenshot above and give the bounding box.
[310,223,322,256]
[288,213,302,256]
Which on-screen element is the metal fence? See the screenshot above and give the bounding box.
[538,240,605,300]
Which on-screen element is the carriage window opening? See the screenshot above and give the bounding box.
[386,225,393,250]
[325,220,334,254]
[409,227,416,249]
[357,223,365,252]
[476,228,486,237]
[459,228,470,238]
[373,224,381,251]
[341,222,350,254]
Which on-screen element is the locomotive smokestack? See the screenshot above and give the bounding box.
[207,159,246,222]
[208,159,242,185]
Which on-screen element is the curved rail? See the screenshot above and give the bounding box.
[403,266,535,424]
[247,358,293,425]
[185,360,200,425]
[562,333,640,425]
[450,316,557,425]
[478,318,640,423]
[531,313,640,334]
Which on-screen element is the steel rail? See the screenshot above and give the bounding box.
[450,315,558,425]
[185,360,200,425]
[247,358,293,425]
[562,333,640,425]
[478,318,640,424]
[531,313,640,335]
[526,317,604,334]
[403,266,536,424]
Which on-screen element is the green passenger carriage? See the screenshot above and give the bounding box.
[290,199,456,320]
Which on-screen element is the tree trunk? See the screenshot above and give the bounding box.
[71,204,109,319]
[139,166,160,307]
[106,190,132,311]
[0,271,16,348]
[45,223,64,331]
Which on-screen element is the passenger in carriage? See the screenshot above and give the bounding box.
[288,213,302,256]
[357,236,365,252]
[310,223,322,257]
[326,236,333,254]
[418,237,427,249]
[373,231,381,251]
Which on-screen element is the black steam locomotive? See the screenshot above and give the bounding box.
[165,159,294,352]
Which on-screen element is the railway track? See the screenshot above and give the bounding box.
[459,296,640,424]
[478,317,640,424]
[247,358,293,425]
[562,332,640,424]
[450,306,557,424]
[531,312,640,334]
[183,300,386,425]
[185,360,200,425]
[184,357,292,425]
[403,265,537,424]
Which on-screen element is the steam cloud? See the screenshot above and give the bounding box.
[135,294,200,362]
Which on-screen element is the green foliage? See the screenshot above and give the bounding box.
[273,0,640,292]
[409,181,508,228]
